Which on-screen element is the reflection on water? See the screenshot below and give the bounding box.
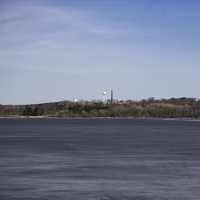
[0,118,200,199]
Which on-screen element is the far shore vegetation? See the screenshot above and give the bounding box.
[1,97,200,118]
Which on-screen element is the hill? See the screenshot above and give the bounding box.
[1,98,200,118]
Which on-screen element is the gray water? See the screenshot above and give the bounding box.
[0,118,200,200]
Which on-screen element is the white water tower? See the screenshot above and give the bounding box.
[102,91,107,103]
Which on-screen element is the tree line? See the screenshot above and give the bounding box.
[0,98,200,118]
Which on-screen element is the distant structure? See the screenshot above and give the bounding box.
[102,91,107,103]
[101,89,114,104]
[110,89,113,104]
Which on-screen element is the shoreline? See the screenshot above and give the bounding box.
[0,116,200,122]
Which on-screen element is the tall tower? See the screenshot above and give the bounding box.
[111,89,113,104]
[102,91,107,103]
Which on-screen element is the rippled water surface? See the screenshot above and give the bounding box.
[0,118,200,200]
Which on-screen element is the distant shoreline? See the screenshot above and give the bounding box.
[1,98,200,119]
[0,115,200,122]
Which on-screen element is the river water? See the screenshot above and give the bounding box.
[0,118,200,200]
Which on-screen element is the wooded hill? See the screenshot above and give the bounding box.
[1,98,200,118]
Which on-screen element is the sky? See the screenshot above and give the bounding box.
[1,0,200,104]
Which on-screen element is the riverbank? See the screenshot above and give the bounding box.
[1,115,200,122]
[1,98,200,118]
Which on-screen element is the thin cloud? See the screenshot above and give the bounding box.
[0,1,130,73]
[0,1,128,37]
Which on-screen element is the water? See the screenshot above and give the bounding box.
[0,118,200,200]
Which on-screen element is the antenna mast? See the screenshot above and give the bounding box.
[111,89,113,104]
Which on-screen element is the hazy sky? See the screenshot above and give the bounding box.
[1,0,200,104]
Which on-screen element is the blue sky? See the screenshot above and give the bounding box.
[1,0,200,104]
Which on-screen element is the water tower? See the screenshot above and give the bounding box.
[102,91,107,103]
